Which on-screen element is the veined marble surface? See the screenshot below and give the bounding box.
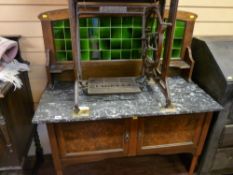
[32,77,222,124]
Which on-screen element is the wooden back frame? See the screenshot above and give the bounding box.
[39,8,197,85]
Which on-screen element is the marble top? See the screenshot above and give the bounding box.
[32,77,222,124]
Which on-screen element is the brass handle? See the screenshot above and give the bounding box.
[125,131,129,143]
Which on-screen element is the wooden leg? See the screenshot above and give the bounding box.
[32,125,44,174]
[47,124,63,175]
[56,170,63,175]
[189,155,198,175]
[189,113,213,175]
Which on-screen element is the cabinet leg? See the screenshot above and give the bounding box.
[32,124,44,174]
[188,113,213,175]
[189,155,198,175]
[47,124,63,175]
[56,170,63,175]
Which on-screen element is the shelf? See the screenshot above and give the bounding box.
[50,63,74,73]
[169,60,190,69]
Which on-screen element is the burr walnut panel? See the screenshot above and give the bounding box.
[138,114,203,150]
[56,119,129,157]
[48,112,212,175]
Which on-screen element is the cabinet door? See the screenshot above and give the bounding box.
[55,119,130,161]
[137,114,204,155]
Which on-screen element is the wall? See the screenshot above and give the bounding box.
[0,0,233,154]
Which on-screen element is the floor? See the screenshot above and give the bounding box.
[0,155,189,175]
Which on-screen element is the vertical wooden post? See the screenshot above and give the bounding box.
[47,124,63,175]
[189,112,213,175]
[128,117,139,156]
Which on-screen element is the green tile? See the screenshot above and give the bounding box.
[122,28,132,38]
[176,20,185,27]
[111,28,122,38]
[100,27,110,38]
[100,40,110,50]
[122,39,132,49]
[53,20,65,28]
[66,51,73,61]
[132,49,141,59]
[111,39,121,49]
[132,28,142,38]
[80,39,90,50]
[122,17,132,27]
[100,17,111,27]
[56,51,67,61]
[101,51,111,60]
[79,18,87,27]
[111,50,121,60]
[64,20,70,28]
[133,17,142,27]
[65,40,72,50]
[121,50,131,59]
[132,39,141,49]
[53,28,64,39]
[174,27,185,38]
[173,39,182,49]
[54,40,65,50]
[80,28,88,39]
[111,17,121,27]
[88,28,100,38]
[81,51,90,61]
[52,17,187,62]
[64,29,71,39]
[172,49,181,58]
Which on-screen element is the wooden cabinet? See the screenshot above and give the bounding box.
[0,74,34,170]
[0,36,34,171]
[137,114,204,155]
[47,113,212,175]
[0,118,19,169]
[55,120,130,160]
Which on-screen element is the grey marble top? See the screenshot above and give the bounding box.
[32,77,222,124]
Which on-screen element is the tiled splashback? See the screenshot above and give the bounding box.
[52,16,185,62]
